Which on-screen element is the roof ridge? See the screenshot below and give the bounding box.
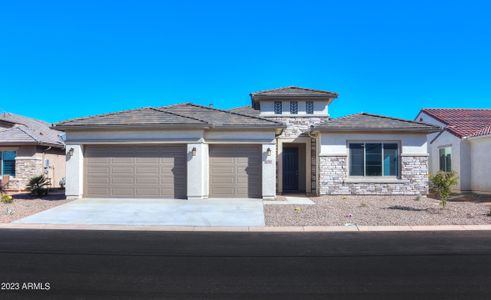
[250,86,338,96]
[16,125,40,143]
[55,107,155,125]
[184,103,285,125]
[150,107,209,124]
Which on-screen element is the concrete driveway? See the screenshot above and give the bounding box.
[14,198,265,227]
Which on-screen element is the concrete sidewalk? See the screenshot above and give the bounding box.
[2,223,491,232]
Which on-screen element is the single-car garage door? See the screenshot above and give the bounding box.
[84,145,187,198]
[209,144,262,198]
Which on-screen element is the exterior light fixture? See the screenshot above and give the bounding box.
[192,147,197,156]
[67,148,74,156]
[267,147,272,156]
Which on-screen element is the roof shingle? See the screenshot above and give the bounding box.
[0,113,64,147]
[55,103,285,130]
[421,108,491,138]
[313,113,440,133]
[251,86,338,97]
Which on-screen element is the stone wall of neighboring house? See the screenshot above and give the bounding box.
[310,137,317,195]
[319,155,429,195]
[3,146,66,191]
[7,158,44,190]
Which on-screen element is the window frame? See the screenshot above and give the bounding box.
[348,141,401,178]
[273,101,282,115]
[306,101,314,114]
[439,146,452,172]
[0,150,17,177]
[289,101,298,115]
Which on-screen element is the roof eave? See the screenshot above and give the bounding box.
[311,127,441,134]
[52,123,211,131]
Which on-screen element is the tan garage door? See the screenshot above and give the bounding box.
[84,145,187,198]
[209,144,262,198]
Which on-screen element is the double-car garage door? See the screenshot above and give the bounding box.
[84,144,262,199]
[84,145,187,198]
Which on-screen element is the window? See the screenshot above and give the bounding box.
[439,147,452,172]
[349,143,399,177]
[0,151,16,177]
[274,101,282,114]
[290,101,298,114]
[306,101,314,114]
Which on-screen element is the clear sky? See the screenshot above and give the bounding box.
[0,0,490,123]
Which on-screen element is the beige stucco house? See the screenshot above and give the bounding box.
[55,87,439,200]
[0,113,66,190]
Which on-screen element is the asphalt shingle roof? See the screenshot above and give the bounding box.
[55,103,284,130]
[251,86,338,97]
[313,113,440,133]
[421,108,491,138]
[0,113,64,147]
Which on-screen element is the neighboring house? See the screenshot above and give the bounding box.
[416,109,491,193]
[0,113,66,190]
[55,86,439,200]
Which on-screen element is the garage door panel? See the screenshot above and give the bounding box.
[84,145,187,198]
[210,144,262,198]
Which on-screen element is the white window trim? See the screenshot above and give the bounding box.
[347,141,401,178]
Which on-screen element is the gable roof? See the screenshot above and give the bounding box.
[313,113,440,133]
[0,113,64,147]
[251,86,338,98]
[54,103,285,130]
[421,108,491,138]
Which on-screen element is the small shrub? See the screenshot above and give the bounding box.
[414,195,421,201]
[1,194,13,204]
[429,171,458,208]
[359,202,368,208]
[27,175,49,197]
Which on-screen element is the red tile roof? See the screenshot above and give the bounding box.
[421,108,491,138]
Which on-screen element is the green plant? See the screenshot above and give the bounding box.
[414,195,421,201]
[359,202,368,208]
[429,171,458,208]
[1,194,13,204]
[27,175,49,197]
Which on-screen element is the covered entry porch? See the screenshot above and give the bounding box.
[277,137,316,196]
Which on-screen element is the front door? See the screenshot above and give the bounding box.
[282,147,299,192]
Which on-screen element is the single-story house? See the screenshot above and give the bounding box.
[416,108,491,193]
[55,87,439,200]
[0,112,66,190]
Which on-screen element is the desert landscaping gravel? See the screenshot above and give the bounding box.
[0,192,72,223]
[265,195,491,226]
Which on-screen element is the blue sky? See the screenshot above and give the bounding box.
[0,0,490,123]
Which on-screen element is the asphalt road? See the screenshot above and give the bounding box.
[0,229,490,299]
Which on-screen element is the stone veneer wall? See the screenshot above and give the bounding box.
[319,155,429,195]
[310,137,317,195]
[7,158,44,190]
[270,117,325,138]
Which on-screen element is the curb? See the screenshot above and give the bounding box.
[1,223,491,232]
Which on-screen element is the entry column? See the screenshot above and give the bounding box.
[187,143,208,199]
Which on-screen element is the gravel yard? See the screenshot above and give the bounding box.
[1,191,71,223]
[265,195,491,226]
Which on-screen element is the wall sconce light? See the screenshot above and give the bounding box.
[267,147,272,156]
[192,147,197,156]
[67,148,74,156]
